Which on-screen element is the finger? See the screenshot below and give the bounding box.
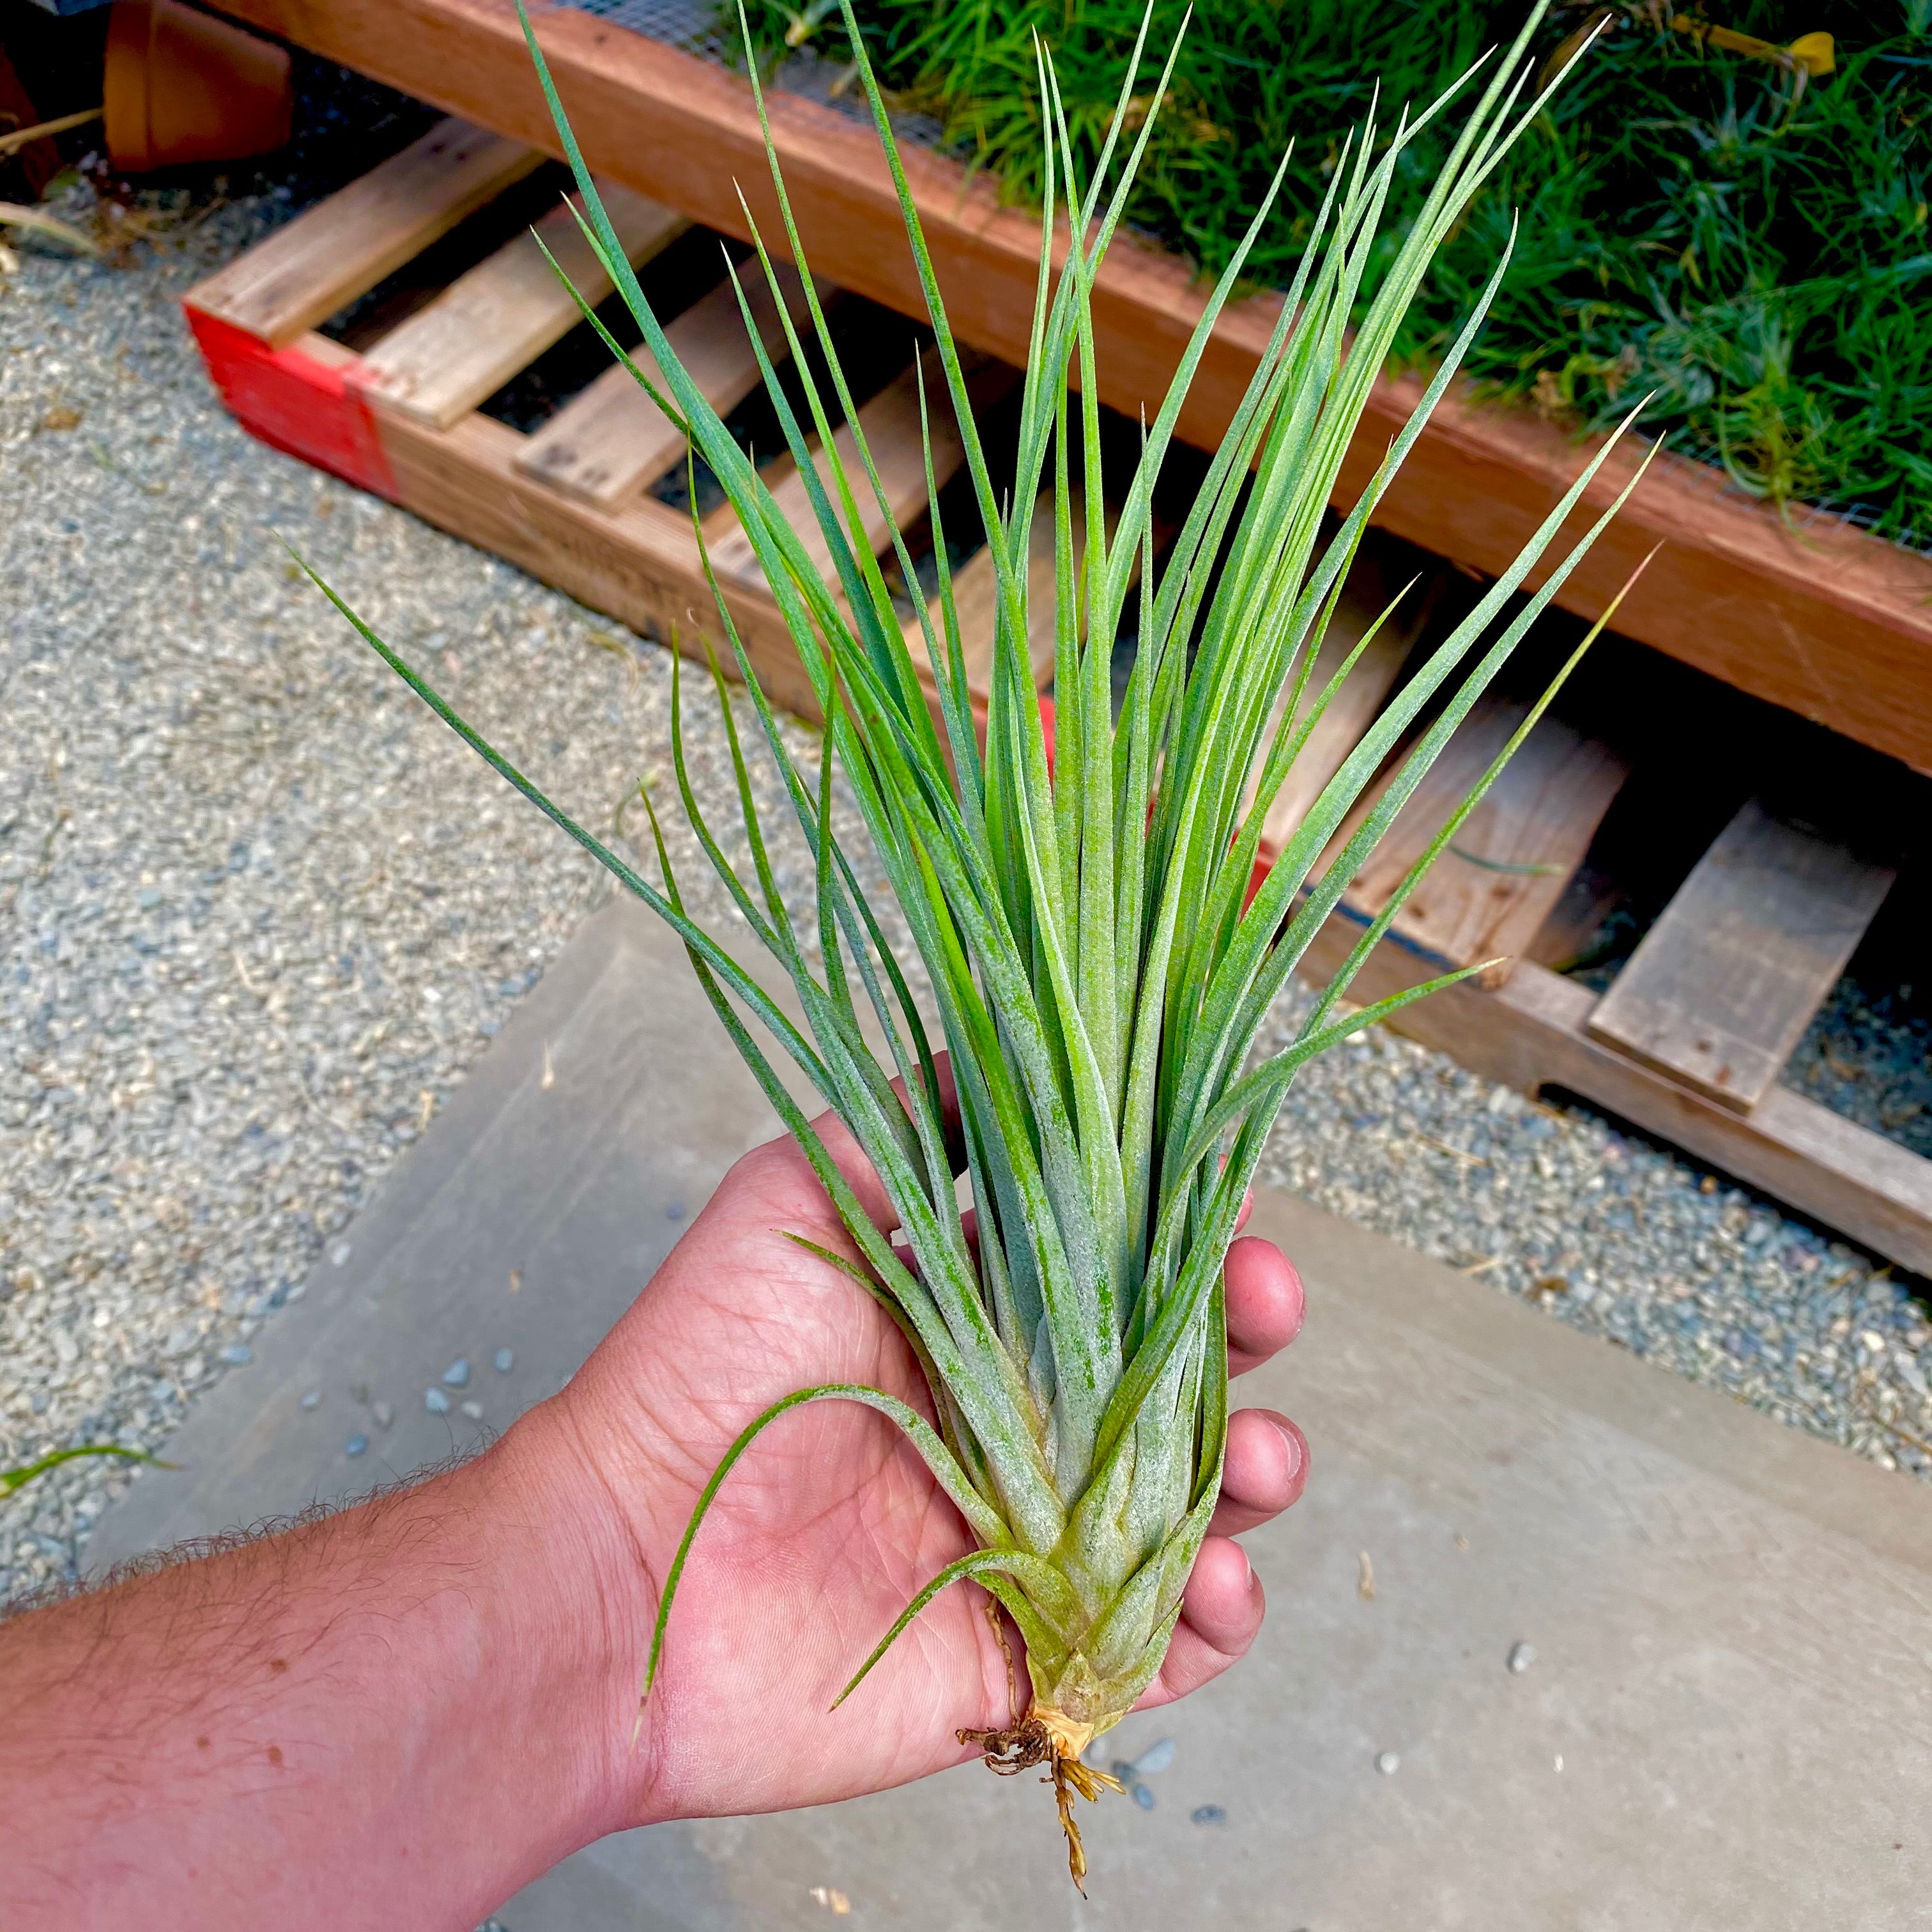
[1225,1237,1305,1377]
[1234,1189,1253,1234]
[1139,1538,1265,1708]
[1208,1409,1307,1537]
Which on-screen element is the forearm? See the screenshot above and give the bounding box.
[0,1405,652,1932]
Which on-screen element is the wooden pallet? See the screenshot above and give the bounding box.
[181,119,1932,1277]
[201,0,1932,782]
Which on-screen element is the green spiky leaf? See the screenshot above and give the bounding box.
[316,0,1643,1805]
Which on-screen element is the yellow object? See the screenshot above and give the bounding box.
[1670,16,1836,79]
[1785,32,1836,78]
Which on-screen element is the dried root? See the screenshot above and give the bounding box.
[958,1709,1124,1891]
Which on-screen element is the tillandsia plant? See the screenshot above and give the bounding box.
[304,0,1655,1881]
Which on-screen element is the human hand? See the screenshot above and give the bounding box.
[537,1081,1310,1830]
[0,1080,1306,1932]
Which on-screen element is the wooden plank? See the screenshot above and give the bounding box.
[1256,546,1438,861]
[705,355,1013,592]
[1298,917,1932,1280]
[356,182,689,429]
[1523,864,1625,974]
[921,489,1103,699]
[514,263,822,509]
[1328,700,1630,989]
[330,337,824,724]
[1585,800,1898,1112]
[183,116,542,347]
[1335,381,1932,786]
[206,0,1932,777]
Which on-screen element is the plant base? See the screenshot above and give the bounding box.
[958,1705,1125,1890]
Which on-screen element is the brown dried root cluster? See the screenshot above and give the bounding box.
[958,1709,1124,1890]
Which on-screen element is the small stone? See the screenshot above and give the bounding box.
[1375,1751,1400,1776]
[424,1387,450,1414]
[300,1388,321,1409]
[1507,1641,1537,1674]
[344,1434,368,1457]
[459,1400,483,1420]
[1131,1782,1155,1811]
[1190,1805,1229,1827]
[221,1343,252,1365]
[371,1400,393,1429]
[493,1347,514,1374]
[666,1202,685,1221]
[329,1241,351,1268]
[441,1358,470,1388]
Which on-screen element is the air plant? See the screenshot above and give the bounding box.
[306,0,1653,1882]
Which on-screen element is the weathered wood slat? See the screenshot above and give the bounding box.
[335,335,825,724]
[1585,800,1898,1112]
[184,116,542,347]
[1300,915,1932,1276]
[706,356,1012,592]
[357,182,689,429]
[922,489,1113,700]
[1256,549,1437,862]
[514,263,820,508]
[1330,701,1631,988]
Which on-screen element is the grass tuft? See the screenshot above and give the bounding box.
[732,0,1932,544]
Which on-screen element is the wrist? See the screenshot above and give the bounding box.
[477,1394,668,1836]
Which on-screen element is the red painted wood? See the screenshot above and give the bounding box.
[182,303,397,501]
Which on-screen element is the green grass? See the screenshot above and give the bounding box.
[2,1445,163,1499]
[734,0,1932,544]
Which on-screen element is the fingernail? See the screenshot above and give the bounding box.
[1272,1418,1304,1480]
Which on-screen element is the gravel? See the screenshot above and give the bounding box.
[3,74,1928,1603]
[1784,969,1932,1162]
[1252,986,1932,1482]
[0,117,811,1599]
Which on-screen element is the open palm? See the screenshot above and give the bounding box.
[558,1100,1308,1825]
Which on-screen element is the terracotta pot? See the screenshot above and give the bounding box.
[104,0,292,173]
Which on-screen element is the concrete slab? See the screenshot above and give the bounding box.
[88,898,1932,1928]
